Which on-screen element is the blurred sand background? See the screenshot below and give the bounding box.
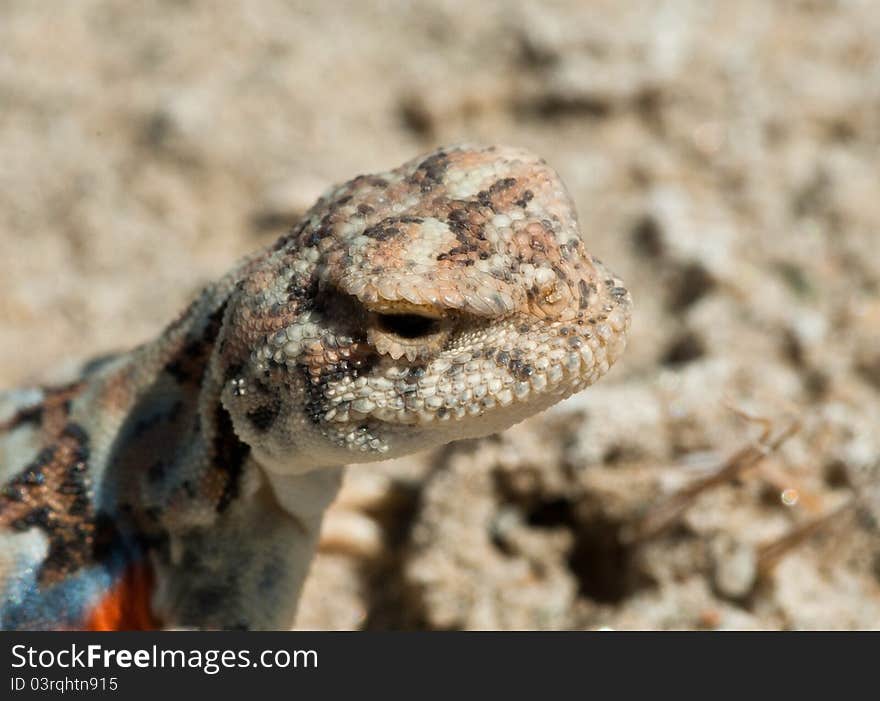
[2,0,879,629]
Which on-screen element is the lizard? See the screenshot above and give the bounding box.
[0,144,632,630]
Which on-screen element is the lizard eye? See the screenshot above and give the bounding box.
[376,313,439,339]
[367,310,452,361]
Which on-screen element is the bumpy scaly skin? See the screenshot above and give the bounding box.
[0,145,631,630]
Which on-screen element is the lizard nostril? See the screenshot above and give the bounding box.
[376,313,439,339]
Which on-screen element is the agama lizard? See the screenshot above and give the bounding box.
[0,145,631,630]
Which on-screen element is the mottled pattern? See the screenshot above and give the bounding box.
[0,145,631,630]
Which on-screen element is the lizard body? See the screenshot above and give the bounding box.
[0,145,631,630]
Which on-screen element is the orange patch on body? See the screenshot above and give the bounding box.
[84,562,161,631]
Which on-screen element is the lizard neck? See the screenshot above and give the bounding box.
[79,278,245,529]
[261,464,344,526]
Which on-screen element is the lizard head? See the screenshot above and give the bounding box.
[220,145,632,473]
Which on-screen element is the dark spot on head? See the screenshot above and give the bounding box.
[514,190,534,208]
[489,177,517,194]
[363,224,401,241]
[286,276,319,307]
[409,151,450,192]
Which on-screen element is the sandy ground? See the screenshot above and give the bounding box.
[2,0,879,629]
